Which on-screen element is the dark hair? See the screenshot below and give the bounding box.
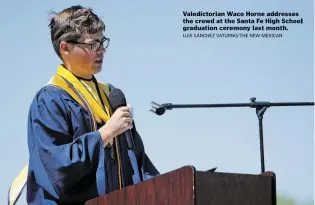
[48,5,105,59]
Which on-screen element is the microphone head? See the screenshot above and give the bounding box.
[150,101,166,115]
[108,88,127,111]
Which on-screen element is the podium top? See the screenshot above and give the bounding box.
[85,166,276,205]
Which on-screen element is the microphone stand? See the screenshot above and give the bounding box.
[150,97,314,173]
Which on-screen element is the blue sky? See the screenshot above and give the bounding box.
[0,0,313,204]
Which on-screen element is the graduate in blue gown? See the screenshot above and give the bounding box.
[26,5,159,205]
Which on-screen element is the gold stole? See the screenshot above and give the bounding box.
[50,65,112,125]
[8,65,122,205]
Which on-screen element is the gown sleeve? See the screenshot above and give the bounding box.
[27,86,104,201]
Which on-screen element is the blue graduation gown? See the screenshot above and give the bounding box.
[26,85,159,204]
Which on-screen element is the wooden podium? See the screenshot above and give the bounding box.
[85,166,276,205]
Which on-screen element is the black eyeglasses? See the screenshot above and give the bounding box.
[66,37,110,52]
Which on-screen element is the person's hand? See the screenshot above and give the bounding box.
[98,105,133,145]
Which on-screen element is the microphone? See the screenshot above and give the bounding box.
[150,101,167,115]
[108,88,135,150]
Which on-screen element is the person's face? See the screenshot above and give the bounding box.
[60,31,109,78]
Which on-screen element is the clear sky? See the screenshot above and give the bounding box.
[0,0,313,204]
